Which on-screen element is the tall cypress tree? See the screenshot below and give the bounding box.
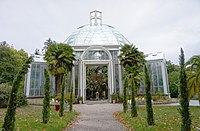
[42,69,51,123]
[3,56,32,131]
[123,75,128,113]
[178,48,191,131]
[144,65,154,125]
[59,75,66,116]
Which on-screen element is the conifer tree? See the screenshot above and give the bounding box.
[59,75,66,116]
[144,65,154,125]
[42,69,50,123]
[3,56,32,131]
[178,48,191,131]
[123,75,128,113]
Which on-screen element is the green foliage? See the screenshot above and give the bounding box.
[0,83,12,108]
[118,94,124,103]
[144,65,154,125]
[69,82,73,112]
[166,60,180,98]
[178,48,191,131]
[53,93,75,104]
[116,106,199,130]
[186,55,200,104]
[3,56,32,131]
[42,69,51,123]
[0,45,28,85]
[168,71,179,98]
[123,73,128,113]
[111,93,118,101]
[0,106,78,130]
[119,44,145,117]
[44,41,75,94]
[59,75,66,116]
[0,83,27,108]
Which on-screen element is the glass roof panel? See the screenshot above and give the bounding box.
[64,24,130,46]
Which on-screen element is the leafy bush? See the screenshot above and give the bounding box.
[52,93,75,104]
[0,83,12,108]
[111,93,118,101]
[118,94,124,103]
[0,83,27,108]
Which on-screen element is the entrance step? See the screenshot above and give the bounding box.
[85,100,109,105]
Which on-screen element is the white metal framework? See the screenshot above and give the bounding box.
[24,11,170,102]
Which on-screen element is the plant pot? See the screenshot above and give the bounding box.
[112,100,116,104]
[79,100,82,104]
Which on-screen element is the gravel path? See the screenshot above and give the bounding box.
[68,103,126,131]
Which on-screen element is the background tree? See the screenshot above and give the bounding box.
[42,69,51,123]
[0,44,28,108]
[186,55,200,104]
[166,60,180,98]
[178,48,191,131]
[0,44,28,84]
[3,56,32,131]
[144,65,154,125]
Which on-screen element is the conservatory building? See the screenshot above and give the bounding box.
[24,11,170,103]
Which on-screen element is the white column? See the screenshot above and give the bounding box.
[72,66,75,95]
[118,64,123,94]
[110,60,114,94]
[82,62,86,103]
[25,67,31,97]
[107,62,112,102]
[79,60,83,98]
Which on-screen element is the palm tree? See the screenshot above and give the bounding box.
[118,44,145,116]
[186,55,200,104]
[44,42,75,116]
[44,43,75,94]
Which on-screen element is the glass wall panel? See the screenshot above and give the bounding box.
[29,63,54,97]
[83,50,109,60]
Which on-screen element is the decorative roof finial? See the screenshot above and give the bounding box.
[90,10,102,26]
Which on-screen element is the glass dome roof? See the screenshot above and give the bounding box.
[64,24,130,46]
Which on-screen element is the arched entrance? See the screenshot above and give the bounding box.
[79,46,114,103]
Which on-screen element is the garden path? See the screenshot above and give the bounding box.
[68,103,126,131]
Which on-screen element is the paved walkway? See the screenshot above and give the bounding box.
[68,103,126,131]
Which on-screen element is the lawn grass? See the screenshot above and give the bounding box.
[114,106,200,131]
[0,105,78,130]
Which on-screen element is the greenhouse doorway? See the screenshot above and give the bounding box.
[86,65,108,101]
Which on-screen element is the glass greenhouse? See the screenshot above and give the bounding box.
[24,11,170,103]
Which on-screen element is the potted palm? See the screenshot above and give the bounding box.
[111,93,117,104]
[78,96,83,104]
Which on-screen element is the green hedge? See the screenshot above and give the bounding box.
[0,83,27,108]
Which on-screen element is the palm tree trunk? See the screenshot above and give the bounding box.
[131,81,137,117]
[55,75,62,94]
[123,78,128,113]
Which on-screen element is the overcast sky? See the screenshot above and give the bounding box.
[0,0,200,64]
